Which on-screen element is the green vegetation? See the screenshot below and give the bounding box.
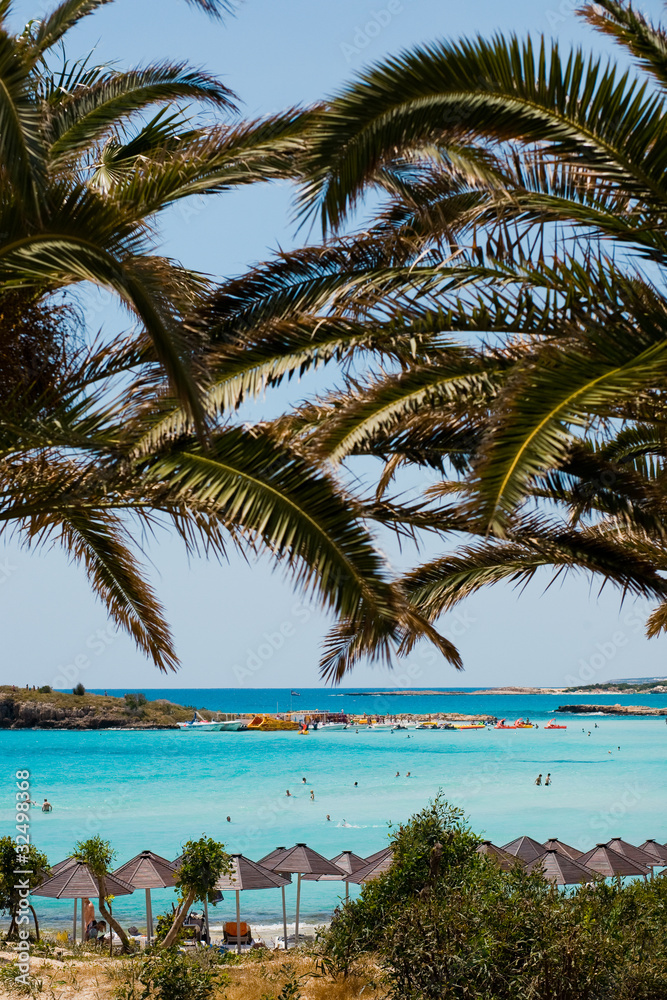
[0,686,194,728]
[566,681,667,693]
[318,798,667,999]
[162,837,231,948]
[72,683,86,696]
[0,836,49,941]
[74,836,132,954]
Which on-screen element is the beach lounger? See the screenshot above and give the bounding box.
[223,921,252,945]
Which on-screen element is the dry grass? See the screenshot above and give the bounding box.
[0,950,381,1000]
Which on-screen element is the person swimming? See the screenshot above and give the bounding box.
[310,790,315,800]
[395,772,400,777]
[42,799,52,812]
[286,790,291,797]
[545,773,551,786]
[326,814,331,821]
[535,774,542,785]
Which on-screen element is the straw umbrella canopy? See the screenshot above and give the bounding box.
[346,850,394,884]
[302,850,367,901]
[476,841,518,872]
[263,844,343,948]
[33,862,134,945]
[364,846,393,865]
[638,840,667,866]
[501,836,545,864]
[114,851,177,945]
[578,844,650,878]
[257,848,290,945]
[525,850,597,886]
[214,854,291,954]
[542,839,583,861]
[605,838,657,869]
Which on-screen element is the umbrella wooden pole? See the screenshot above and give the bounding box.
[294,874,301,948]
[236,891,241,955]
[281,886,287,950]
[145,888,153,945]
[345,880,349,902]
[81,901,85,943]
[72,899,77,945]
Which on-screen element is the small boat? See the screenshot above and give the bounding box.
[177,712,225,732]
[316,722,348,731]
[544,720,567,730]
[494,719,517,730]
[514,719,535,728]
[416,721,440,730]
[452,723,486,730]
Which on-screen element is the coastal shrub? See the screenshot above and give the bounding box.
[138,949,226,1000]
[0,837,49,941]
[72,683,85,696]
[319,798,667,999]
[124,693,148,714]
[74,835,132,953]
[37,685,51,694]
[161,837,231,948]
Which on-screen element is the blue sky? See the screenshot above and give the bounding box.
[2,0,666,691]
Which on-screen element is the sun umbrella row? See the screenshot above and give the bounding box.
[477,836,667,885]
[31,844,394,950]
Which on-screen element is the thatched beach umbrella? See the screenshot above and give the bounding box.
[114,851,177,945]
[303,850,367,901]
[262,844,343,947]
[214,854,291,954]
[476,841,518,872]
[525,850,597,886]
[605,838,657,869]
[363,846,393,865]
[638,840,667,865]
[501,836,545,864]
[33,861,134,945]
[257,848,290,945]
[346,850,394,884]
[542,838,583,861]
[578,844,650,878]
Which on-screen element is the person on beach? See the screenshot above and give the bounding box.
[535,774,542,785]
[83,898,94,927]
[42,798,52,812]
[87,920,98,943]
[545,774,551,786]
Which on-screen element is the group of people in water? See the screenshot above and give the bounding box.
[535,773,552,786]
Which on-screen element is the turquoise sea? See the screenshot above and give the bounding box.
[2,688,666,934]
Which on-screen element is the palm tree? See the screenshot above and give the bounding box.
[199,0,667,657]
[0,0,458,681]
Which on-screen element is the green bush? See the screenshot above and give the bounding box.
[37,685,52,694]
[72,683,85,696]
[124,693,147,711]
[138,949,226,1000]
[318,797,667,999]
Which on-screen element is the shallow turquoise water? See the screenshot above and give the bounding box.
[2,691,666,932]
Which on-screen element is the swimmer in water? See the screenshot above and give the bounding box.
[310,790,315,801]
[395,772,400,777]
[42,799,52,812]
[354,781,358,787]
[302,777,307,784]
[545,773,551,786]
[535,774,542,786]
[326,814,331,821]
[286,790,291,797]
[226,816,231,823]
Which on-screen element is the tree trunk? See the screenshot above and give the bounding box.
[7,910,17,940]
[29,904,40,942]
[161,889,196,949]
[97,875,132,954]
